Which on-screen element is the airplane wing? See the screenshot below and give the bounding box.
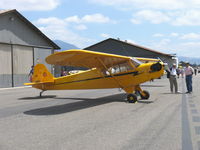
[135,57,160,63]
[45,49,131,69]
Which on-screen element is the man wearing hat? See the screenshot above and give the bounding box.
[168,63,179,93]
[185,62,194,93]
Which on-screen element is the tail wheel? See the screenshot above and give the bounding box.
[127,94,137,103]
[140,90,150,99]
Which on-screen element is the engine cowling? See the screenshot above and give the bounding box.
[150,62,162,72]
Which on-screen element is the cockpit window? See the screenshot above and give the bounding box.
[130,57,142,67]
[104,62,133,75]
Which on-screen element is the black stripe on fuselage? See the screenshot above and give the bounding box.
[55,71,140,86]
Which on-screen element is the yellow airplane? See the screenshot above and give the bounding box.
[24,49,164,103]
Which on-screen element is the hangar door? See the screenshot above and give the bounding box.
[13,45,33,87]
[0,44,12,88]
[34,48,52,73]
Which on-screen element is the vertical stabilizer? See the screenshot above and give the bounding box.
[32,64,54,83]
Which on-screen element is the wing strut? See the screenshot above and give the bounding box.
[96,57,124,89]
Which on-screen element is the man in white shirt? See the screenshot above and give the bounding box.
[169,64,179,93]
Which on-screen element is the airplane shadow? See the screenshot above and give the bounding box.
[138,100,154,104]
[24,93,126,116]
[18,95,57,100]
[141,85,165,87]
[24,93,154,116]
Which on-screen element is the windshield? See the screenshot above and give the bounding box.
[102,62,133,75]
[130,57,142,67]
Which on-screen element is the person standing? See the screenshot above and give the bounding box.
[28,65,34,82]
[194,68,197,75]
[177,67,181,78]
[185,62,194,93]
[167,64,179,93]
[180,67,184,78]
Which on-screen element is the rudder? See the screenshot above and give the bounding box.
[32,64,54,83]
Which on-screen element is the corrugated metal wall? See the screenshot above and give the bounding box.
[13,45,33,86]
[0,43,12,88]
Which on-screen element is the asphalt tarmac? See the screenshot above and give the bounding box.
[0,75,200,150]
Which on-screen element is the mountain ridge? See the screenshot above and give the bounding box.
[54,40,79,51]
[178,56,200,64]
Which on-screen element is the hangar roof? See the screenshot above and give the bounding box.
[85,38,173,57]
[0,9,60,50]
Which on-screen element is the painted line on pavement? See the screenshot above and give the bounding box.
[197,141,200,150]
[182,80,193,150]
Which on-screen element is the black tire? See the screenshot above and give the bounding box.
[140,90,150,99]
[127,94,137,103]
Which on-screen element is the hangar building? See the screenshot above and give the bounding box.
[85,38,175,67]
[0,9,60,88]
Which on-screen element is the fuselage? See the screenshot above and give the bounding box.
[33,62,164,91]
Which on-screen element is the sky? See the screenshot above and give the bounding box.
[1,0,200,57]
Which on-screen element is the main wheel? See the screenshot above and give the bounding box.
[140,90,150,99]
[127,94,137,103]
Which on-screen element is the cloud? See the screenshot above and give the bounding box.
[89,0,199,10]
[170,33,179,37]
[180,33,200,40]
[74,25,87,30]
[34,13,114,47]
[153,39,171,47]
[35,17,95,48]
[100,33,110,38]
[130,18,141,24]
[0,0,60,11]
[148,38,200,57]
[36,17,66,26]
[181,41,200,48]
[90,0,200,26]
[178,42,200,57]
[131,10,170,24]
[152,32,200,40]
[65,14,114,24]
[148,39,173,54]
[82,14,112,23]
[172,10,200,26]
[130,9,200,26]
[65,16,81,24]
[153,33,164,37]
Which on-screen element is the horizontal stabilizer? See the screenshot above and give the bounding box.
[24,81,54,86]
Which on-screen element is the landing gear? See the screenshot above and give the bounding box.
[39,90,46,97]
[124,85,150,103]
[139,90,150,100]
[127,94,137,103]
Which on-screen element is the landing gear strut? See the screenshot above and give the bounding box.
[39,90,46,97]
[139,90,150,100]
